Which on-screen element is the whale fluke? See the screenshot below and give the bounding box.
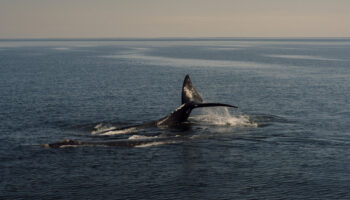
[182,74,203,104]
[157,75,238,126]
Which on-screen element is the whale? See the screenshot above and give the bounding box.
[42,75,238,148]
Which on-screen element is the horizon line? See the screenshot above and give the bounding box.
[1,36,350,42]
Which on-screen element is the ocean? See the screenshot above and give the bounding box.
[1,38,350,199]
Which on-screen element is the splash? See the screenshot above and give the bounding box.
[192,107,258,127]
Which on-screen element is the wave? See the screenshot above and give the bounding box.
[52,47,71,51]
[264,54,346,61]
[103,49,281,69]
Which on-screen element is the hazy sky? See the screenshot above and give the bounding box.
[1,0,349,38]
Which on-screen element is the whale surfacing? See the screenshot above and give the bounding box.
[43,74,238,148]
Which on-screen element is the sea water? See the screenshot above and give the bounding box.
[1,38,350,199]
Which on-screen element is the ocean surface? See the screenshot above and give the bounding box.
[1,38,350,199]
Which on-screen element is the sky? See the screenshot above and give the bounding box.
[0,0,349,38]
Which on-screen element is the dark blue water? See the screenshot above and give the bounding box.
[1,38,350,199]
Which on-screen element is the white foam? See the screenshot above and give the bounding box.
[92,123,139,136]
[128,135,180,148]
[91,123,117,135]
[135,140,179,148]
[128,135,155,140]
[192,107,258,127]
[99,127,139,136]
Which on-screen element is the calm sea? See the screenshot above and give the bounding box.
[1,38,350,199]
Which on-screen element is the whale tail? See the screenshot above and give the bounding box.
[157,75,238,126]
[182,74,237,108]
[182,74,203,104]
